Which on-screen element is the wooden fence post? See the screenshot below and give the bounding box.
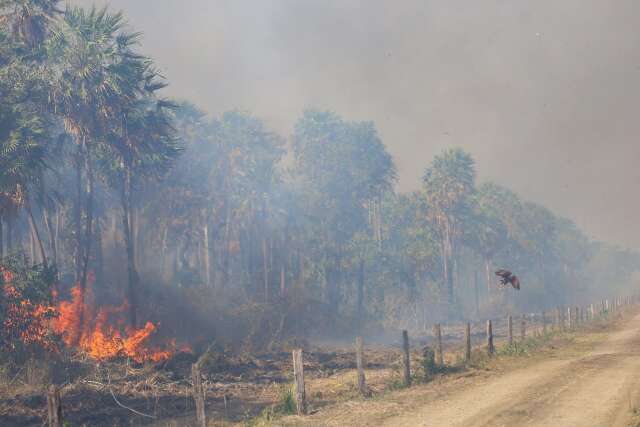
[507,315,513,346]
[402,330,411,386]
[465,322,471,362]
[590,303,595,320]
[575,307,580,326]
[433,323,444,366]
[520,314,526,340]
[47,385,63,427]
[567,306,572,329]
[486,320,494,356]
[542,311,547,333]
[292,349,307,415]
[191,364,206,427]
[355,336,366,395]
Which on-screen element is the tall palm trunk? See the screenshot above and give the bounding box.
[474,270,479,317]
[0,216,3,259]
[95,219,104,287]
[161,226,169,282]
[79,149,94,292]
[74,149,83,282]
[262,237,269,303]
[74,144,95,345]
[221,203,231,290]
[280,263,285,298]
[357,258,365,330]
[42,206,57,267]
[203,222,210,286]
[26,205,47,267]
[6,215,12,253]
[121,169,138,328]
[485,257,492,292]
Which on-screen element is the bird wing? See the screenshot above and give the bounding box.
[511,276,520,290]
[495,269,511,278]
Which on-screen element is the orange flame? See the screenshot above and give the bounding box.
[52,284,183,363]
[1,271,56,351]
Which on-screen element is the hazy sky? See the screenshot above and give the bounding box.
[74,0,640,248]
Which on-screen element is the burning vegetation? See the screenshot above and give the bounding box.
[1,259,184,364]
[52,283,181,363]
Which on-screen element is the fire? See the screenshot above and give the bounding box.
[1,270,57,352]
[52,284,182,363]
[1,264,189,362]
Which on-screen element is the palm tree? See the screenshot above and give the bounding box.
[422,148,475,306]
[47,5,144,336]
[96,61,180,327]
[113,98,179,327]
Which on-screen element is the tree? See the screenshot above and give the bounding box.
[422,148,475,306]
[292,109,395,314]
[102,90,180,327]
[47,5,148,334]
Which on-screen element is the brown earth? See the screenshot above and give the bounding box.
[274,311,640,427]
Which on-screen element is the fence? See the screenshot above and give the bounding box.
[45,294,638,425]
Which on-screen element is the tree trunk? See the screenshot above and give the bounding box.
[79,150,94,292]
[203,223,210,287]
[29,225,35,263]
[262,238,269,303]
[161,226,169,281]
[474,270,479,317]
[121,170,138,328]
[6,217,13,254]
[26,205,47,268]
[43,206,57,267]
[484,257,492,292]
[0,216,3,259]
[54,210,60,266]
[357,258,364,329]
[280,263,285,298]
[74,150,83,282]
[221,203,231,290]
[95,220,104,287]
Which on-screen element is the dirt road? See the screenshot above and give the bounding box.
[383,313,640,427]
[282,312,640,427]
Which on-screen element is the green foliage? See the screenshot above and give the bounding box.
[278,385,296,415]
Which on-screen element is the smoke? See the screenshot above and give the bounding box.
[73,0,640,248]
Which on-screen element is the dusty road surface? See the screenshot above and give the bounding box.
[280,311,640,427]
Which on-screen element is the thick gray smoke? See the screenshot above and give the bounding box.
[75,0,640,248]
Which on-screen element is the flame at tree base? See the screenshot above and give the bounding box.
[53,285,180,363]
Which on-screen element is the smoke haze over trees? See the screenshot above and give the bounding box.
[1,0,639,355]
[72,0,640,250]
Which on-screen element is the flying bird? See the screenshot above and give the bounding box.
[495,269,520,290]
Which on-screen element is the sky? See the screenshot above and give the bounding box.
[74,0,640,249]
